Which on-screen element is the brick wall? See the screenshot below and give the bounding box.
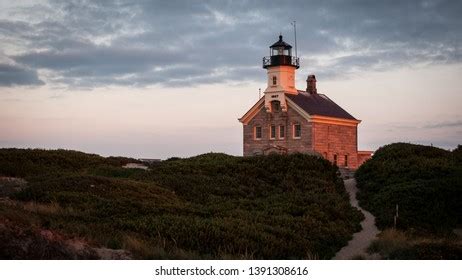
[312,122,359,169]
[242,102,367,170]
[243,105,313,156]
[357,151,373,166]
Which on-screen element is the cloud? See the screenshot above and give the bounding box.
[423,120,462,129]
[0,0,461,88]
[0,63,44,86]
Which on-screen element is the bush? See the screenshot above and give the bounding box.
[356,143,462,233]
[0,148,139,178]
[1,149,363,259]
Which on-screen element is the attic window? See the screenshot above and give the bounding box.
[272,76,277,86]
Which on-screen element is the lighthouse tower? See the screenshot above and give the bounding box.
[262,35,299,112]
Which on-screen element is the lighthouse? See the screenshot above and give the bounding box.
[262,35,299,112]
[238,34,372,169]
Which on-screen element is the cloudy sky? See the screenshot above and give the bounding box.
[1,0,461,158]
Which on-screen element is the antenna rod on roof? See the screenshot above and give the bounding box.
[291,21,298,59]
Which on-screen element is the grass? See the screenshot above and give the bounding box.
[0,148,363,259]
[368,229,462,260]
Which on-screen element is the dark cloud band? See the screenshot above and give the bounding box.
[0,0,461,88]
[0,64,44,86]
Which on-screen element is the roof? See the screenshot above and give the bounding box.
[270,35,292,49]
[286,91,357,120]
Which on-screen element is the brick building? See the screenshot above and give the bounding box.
[238,35,372,169]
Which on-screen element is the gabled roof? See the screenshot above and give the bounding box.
[238,97,265,124]
[286,91,357,120]
[239,91,359,125]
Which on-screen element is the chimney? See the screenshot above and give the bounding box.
[306,74,317,94]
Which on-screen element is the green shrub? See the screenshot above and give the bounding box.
[1,149,363,259]
[356,143,462,233]
[0,148,140,178]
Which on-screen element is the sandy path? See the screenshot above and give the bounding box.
[333,178,380,260]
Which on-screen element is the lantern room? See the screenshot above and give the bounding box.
[263,35,299,69]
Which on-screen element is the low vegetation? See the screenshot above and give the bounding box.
[0,148,363,259]
[367,229,462,260]
[355,143,462,259]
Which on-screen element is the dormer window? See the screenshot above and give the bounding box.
[272,76,277,86]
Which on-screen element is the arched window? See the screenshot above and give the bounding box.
[333,154,338,166]
[344,155,348,167]
[272,76,277,85]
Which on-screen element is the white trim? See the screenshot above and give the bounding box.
[239,98,265,125]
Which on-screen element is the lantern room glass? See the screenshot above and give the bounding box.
[271,47,291,56]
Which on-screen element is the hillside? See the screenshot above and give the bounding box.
[356,143,462,232]
[0,149,363,259]
[355,143,462,259]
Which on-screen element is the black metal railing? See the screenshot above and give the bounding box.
[263,55,300,68]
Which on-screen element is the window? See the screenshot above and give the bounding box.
[293,124,301,138]
[272,76,277,85]
[272,100,280,112]
[270,125,276,139]
[254,126,262,140]
[345,155,348,167]
[279,125,285,139]
[333,154,338,166]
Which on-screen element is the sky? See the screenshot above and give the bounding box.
[0,0,461,159]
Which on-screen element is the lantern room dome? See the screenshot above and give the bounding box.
[270,35,293,49]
